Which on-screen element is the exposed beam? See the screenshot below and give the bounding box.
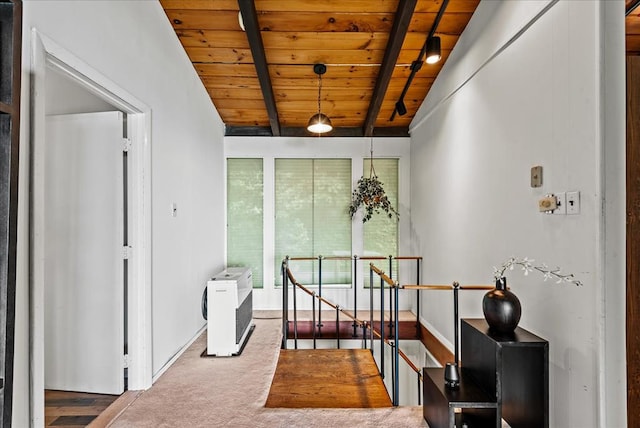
[371,127,410,137]
[238,0,281,136]
[390,0,449,123]
[225,126,273,137]
[363,0,418,137]
[225,126,410,138]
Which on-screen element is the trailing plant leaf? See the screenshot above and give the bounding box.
[349,175,399,223]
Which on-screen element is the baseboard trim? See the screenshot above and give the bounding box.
[88,390,143,428]
[152,324,206,383]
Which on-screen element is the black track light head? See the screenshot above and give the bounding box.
[395,100,407,116]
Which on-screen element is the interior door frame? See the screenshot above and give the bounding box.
[627,55,640,427]
[29,30,152,426]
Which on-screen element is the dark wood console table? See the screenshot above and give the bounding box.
[423,318,549,428]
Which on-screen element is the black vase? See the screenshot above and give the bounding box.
[482,277,521,334]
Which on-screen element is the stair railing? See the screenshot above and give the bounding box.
[282,255,496,406]
[283,263,369,350]
[283,255,422,339]
[280,255,423,406]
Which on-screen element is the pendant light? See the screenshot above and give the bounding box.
[307,64,333,134]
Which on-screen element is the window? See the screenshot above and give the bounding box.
[226,158,264,288]
[274,159,352,285]
[363,158,399,286]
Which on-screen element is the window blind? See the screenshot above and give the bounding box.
[227,158,264,288]
[275,159,352,285]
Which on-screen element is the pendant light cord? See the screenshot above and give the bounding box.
[316,73,322,140]
[369,137,377,178]
[317,73,322,115]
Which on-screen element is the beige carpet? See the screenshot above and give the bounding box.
[110,317,426,427]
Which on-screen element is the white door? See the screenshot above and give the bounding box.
[44,112,125,395]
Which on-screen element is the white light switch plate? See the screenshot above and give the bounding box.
[553,192,566,215]
[567,191,580,215]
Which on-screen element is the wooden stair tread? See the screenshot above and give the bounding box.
[265,349,392,408]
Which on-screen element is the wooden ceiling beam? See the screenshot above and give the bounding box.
[238,0,281,136]
[225,126,409,138]
[363,0,418,137]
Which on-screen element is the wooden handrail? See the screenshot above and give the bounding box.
[286,268,367,327]
[401,284,495,291]
[369,322,421,378]
[369,263,396,287]
[286,255,423,262]
[398,348,422,377]
[394,256,423,261]
[401,285,452,290]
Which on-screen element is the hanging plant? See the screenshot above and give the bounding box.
[349,139,399,223]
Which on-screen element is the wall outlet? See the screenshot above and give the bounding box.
[567,191,580,215]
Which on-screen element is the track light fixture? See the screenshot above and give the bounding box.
[307,64,333,134]
[391,0,449,122]
[425,36,441,64]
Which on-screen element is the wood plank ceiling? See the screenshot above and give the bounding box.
[160,0,480,137]
[161,1,640,138]
[628,0,640,55]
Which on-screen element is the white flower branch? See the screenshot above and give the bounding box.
[493,257,583,286]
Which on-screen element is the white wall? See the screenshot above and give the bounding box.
[45,69,115,115]
[14,1,225,425]
[409,1,625,427]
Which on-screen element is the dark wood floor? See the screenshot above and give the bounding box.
[45,390,120,427]
[265,349,392,408]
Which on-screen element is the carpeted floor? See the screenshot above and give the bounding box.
[110,317,426,428]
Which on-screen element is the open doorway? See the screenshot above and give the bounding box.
[43,73,127,422]
[30,32,152,427]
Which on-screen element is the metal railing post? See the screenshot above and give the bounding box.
[362,322,368,349]
[388,255,393,338]
[390,340,396,404]
[416,258,421,338]
[369,265,374,355]
[282,258,289,349]
[312,292,317,349]
[453,281,460,366]
[293,267,298,350]
[380,274,385,378]
[336,305,340,349]
[352,255,358,337]
[317,255,323,336]
[394,282,400,406]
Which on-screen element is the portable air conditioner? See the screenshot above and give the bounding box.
[206,267,254,356]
